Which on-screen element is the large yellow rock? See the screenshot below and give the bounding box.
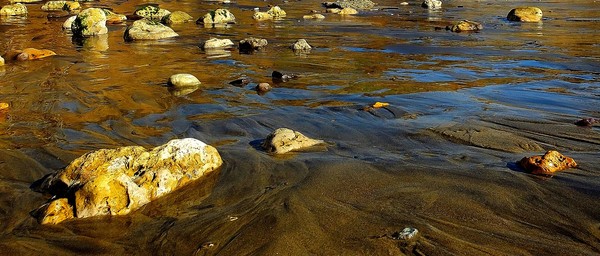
[33,138,222,224]
[507,7,543,22]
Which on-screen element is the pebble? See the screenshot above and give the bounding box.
[256,82,272,93]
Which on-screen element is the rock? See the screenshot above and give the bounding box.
[391,227,418,241]
[33,138,223,224]
[262,128,325,154]
[229,77,250,86]
[421,0,441,9]
[303,14,325,19]
[168,74,201,87]
[62,15,76,29]
[574,118,597,127]
[266,6,286,18]
[291,39,312,51]
[326,8,341,14]
[239,37,268,51]
[0,102,8,110]
[71,8,108,37]
[256,82,272,93]
[252,11,272,21]
[446,20,482,32]
[9,0,41,3]
[400,2,408,5]
[339,7,358,15]
[0,3,27,16]
[200,38,234,49]
[161,11,193,25]
[322,0,375,10]
[102,9,127,24]
[507,7,543,22]
[4,48,56,61]
[197,9,235,24]
[41,1,80,12]
[519,150,577,176]
[134,4,171,21]
[272,70,297,82]
[124,19,178,41]
[0,56,4,66]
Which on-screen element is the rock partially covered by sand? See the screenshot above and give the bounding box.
[33,138,223,224]
[71,8,108,37]
[168,73,201,87]
[198,9,235,24]
[134,4,171,21]
[162,11,193,25]
[124,19,178,41]
[41,1,80,12]
[262,128,325,154]
[0,3,27,16]
[507,7,543,22]
[322,0,375,10]
[519,150,577,175]
[447,20,483,32]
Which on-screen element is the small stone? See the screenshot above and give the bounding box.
[391,227,418,241]
[252,11,272,21]
[134,4,171,21]
[256,82,272,93]
[239,37,268,51]
[291,39,312,51]
[198,8,235,24]
[41,1,80,12]
[574,118,597,127]
[62,15,76,29]
[200,38,234,49]
[266,6,286,18]
[72,8,108,37]
[519,150,577,176]
[262,128,325,154]
[507,7,543,22]
[102,9,127,24]
[168,74,201,88]
[446,20,483,32]
[339,7,358,15]
[124,19,178,41]
[303,14,325,19]
[161,11,193,25]
[229,78,250,86]
[0,3,27,16]
[421,0,442,9]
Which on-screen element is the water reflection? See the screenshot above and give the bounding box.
[72,34,110,52]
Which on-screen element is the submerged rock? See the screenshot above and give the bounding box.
[229,77,250,86]
[339,7,358,15]
[262,128,325,154]
[168,73,201,87]
[421,0,442,9]
[322,0,375,10]
[303,13,325,19]
[519,150,577,176]
[200,38,234,49]
[71,8,108,37]
[446,20,482,32]
[507,7,543,22]
[239,37,268,51]
[291,39,312,51]
[33,138,223,224]
[272,70,298,82]
[0,3,27,16]
[134,4,171,21]
[124,19,178,41]
[198,8,235,24]
[41,1,80,12]
[162,11,193,25]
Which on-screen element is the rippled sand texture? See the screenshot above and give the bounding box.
[1,0,599,255]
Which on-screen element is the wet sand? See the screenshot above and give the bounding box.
[1,0,600,255]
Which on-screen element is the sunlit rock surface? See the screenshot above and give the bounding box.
[262,128,325,154]
[198,8,235,24]
[519,150,577,176]
[507,7,543,22]
[124,19,178,41]
[33,138,223,224]
[0,3,27,16]
[71,8,108,37]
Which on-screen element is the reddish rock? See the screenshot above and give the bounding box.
[519,150,577,175]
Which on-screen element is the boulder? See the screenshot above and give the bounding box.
[161,11,193,25]
[71,8,108,37]
[322,0,375,10]
[446,20,482,32]
[266,6,286,18]
[303,14,325,19]
[124,19,178,41]
[0,3,27,16]
[339,7,358,15]
[41,1,80,12]
[291,39,312,51]
[197,9,235,24]
[252,11,272,21]
[200,38,234,49]
[239,37,268,51]
[168,74,201,87]
[519,150,577,176]
[134,4,171,21]
[62,15,76,29]
[421,0,442,9]
[33,138,223,224]
[262,128,325,154]
[507,7,543,22]
[102,9,127,24]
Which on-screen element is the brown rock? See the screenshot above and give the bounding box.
[256,82,272,93]
[507,7,543,22]
[4,48,56,61]
[447,20,482,32]
[519,150,577,175]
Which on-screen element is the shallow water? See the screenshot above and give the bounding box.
[1,0,599,255]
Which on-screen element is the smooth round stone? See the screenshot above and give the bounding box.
[168,74,201,87]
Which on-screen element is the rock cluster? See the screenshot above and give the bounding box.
[262,128,325,154]
[519,150,577,176]
[507,7,543,22]
[33,138,223,224]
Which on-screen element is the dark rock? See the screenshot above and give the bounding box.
[574,118,597,127]
[272,71,298,83]
[239,37,268,53]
